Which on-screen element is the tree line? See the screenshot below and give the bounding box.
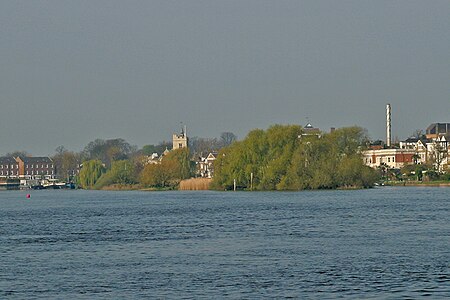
[2,132,236,190]
[211,125,379,190]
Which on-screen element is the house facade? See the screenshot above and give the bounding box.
[197,152,217,178]
[362,148,416,169]
[0,157,20,178]
[15,157,55,179]
[364,123,450,172]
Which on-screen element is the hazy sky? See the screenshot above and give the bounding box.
[1,0,449,155]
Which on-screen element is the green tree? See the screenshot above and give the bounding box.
[78,160,105,189]
[139,148,194,188]
[212,125,378,191]
[141,141,172,156]
[94,160,137,189]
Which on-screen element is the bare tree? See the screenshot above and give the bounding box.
[220,132,237,147]
[412,129,424,139]
[5,150,30,158]
[428,140,448,173]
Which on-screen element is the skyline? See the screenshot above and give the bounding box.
[1,1,449,155]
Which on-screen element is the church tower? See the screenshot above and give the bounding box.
[172,125,188,150]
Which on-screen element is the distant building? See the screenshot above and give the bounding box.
[426,123,450,139]
[197,152,217,178]
[0,157,20,178]
[173,126,188,150]
[299,123,321,138]
[362,148,416,169]
[15,156,55,180]
[364,122,450,171]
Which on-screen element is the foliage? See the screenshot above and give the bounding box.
[140,148,194,188]
[52,146,80,181]
[78,160,106,189]
[141,142,172,156]
[83,138,136,168]
[93,160,137,189]
[212,125,378,190]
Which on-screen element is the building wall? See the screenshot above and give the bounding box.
[173,134,188,150]
[0,158,20,177]
[15,157,55,179]
[363,149,416,169]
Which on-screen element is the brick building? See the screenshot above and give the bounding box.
[15,156,55,179]
[0,157,20,178]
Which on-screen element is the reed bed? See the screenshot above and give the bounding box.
[179,178,212,190]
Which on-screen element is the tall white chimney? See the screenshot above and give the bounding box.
[386,104,391,147]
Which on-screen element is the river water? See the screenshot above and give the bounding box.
[0,188,448,299]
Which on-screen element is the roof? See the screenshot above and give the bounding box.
[0,157,18,164]
[426,123,450,135]
[403,137,431,144]
[18,156,53,163]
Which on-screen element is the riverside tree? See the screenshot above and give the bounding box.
[212,125,378,191]
[140,148,194,188]
[78,160,106,189]
[52,146,81,181]
[93,159,137,189]
[83,138,136,168]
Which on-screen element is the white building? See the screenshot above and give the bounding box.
[362,148,416,169]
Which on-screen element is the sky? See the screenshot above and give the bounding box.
[1,0,449,156]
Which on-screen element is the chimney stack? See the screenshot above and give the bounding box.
[386,104,391,147]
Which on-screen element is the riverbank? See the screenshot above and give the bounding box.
[386,181,450,187]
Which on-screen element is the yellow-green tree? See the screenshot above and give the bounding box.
[212,125,378,191]
[140,148,193,188]
[78,160,105,189]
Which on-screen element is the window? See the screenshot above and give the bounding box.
[388,158,390,162]
[392,157,395,162]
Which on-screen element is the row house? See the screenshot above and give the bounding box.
[0,156,55,179]
[0,157,20,177]
[17,157,55,179]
